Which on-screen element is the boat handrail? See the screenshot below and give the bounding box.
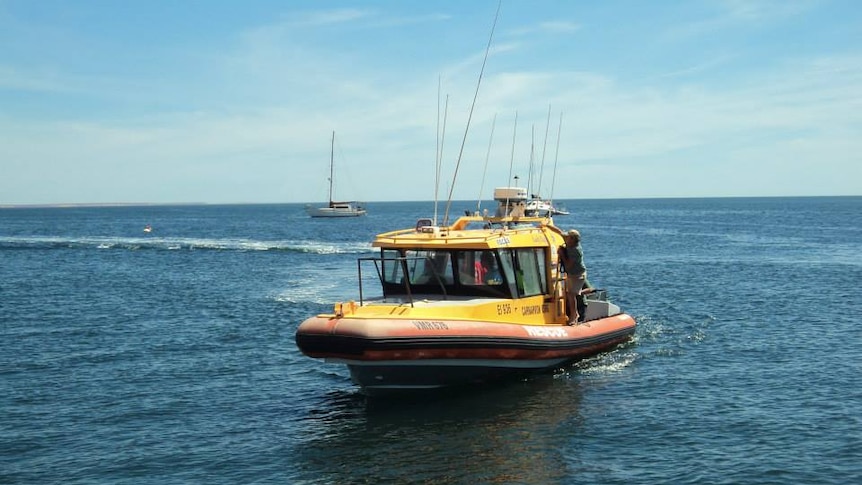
[375,215,554,243]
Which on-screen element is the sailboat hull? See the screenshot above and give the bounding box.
[305,204,366,217]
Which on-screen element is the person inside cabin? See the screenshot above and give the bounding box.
[467,251,501,286]
[479,251,502,285]
[473,255,488,285]
[559,229,588,324]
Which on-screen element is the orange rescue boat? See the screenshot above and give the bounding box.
[295,188,636,395]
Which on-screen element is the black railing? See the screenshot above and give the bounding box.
[357,256,450,307]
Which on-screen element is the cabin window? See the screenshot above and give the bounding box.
[498,251,518,296]
[376,248,511,298]
[498,248,547,298]
[381,249,403,284]
[457,250,503,286]
[517,248,547,296]
[406,250,453,285]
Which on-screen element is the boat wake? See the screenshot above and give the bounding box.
[554,311,711,378]
[570,350,639,375]
[0,235,373,254]
[272,265,365,305]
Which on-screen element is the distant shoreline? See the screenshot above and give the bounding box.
[0,195,858,209]
[0,202,210,209]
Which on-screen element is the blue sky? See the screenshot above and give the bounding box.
[1,0,860,205]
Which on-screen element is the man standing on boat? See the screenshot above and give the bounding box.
[560,229,587,324]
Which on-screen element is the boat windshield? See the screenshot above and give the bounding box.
[377,248,548,299]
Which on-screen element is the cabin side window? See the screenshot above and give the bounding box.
[518,248,547,296]
[381,249,403,284]
[456,250,503,286]
[406,250,453,285]
[498,248,547,298]
[498,250,518,296]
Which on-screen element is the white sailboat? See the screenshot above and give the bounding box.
[305,131,366,218]
[525,195,569,217]
[522,109,569,218]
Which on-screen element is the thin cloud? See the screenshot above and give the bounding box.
[537,21,581,34]
[718,0,818,21]
[667,0,817,39]
[506,20,580,37]
[285,8,371,27]
[365,12,453,29]
[278,8,450,30]
[0,65,70,93]
[4,51,858,202]
[654,54,736,79]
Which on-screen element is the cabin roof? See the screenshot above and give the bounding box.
[372,215,566,250]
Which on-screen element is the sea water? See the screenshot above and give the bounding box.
[1,197,860,484]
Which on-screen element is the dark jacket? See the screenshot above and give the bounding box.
[560,242,586,275]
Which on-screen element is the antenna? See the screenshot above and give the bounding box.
[434,77,441,224]
[507,111,518,195]
[549,112,563,204]
[476,113,497,213]
[443,0,501,225]
[434,78,449,225]
[527,124,535,197]
[538,104,552,198]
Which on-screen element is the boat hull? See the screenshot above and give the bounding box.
[305,206,366,217]
[295,314,635,394]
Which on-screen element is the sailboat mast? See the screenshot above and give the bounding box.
[329,131,335,206]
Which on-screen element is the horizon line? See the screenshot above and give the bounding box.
[1,194,859,209]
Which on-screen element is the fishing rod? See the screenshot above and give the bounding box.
[537,104,552,198]
[476,113,497,213]
[443,0,501,225]
[504,111,519,215]
[549,112,563,205]
[527,124,535,198]
[434,76,449,225]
